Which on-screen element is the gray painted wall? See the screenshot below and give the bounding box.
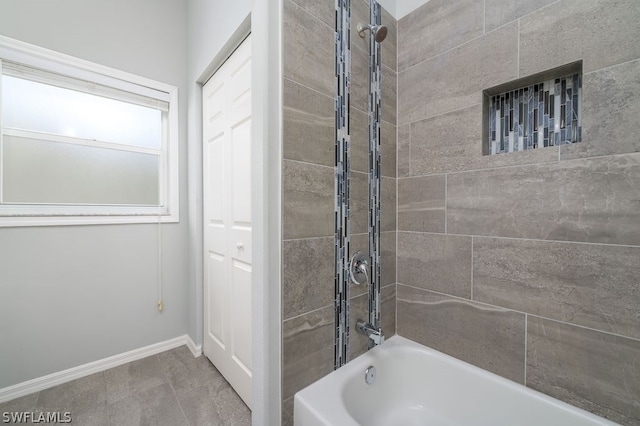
[185,0,252,348]
[396,0,640,424]
[0,0,189,388]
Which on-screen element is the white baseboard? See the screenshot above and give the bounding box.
[0,334,201,404]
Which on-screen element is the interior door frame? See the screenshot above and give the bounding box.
[195,6,282,424]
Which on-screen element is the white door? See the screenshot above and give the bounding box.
[203,35,252,408]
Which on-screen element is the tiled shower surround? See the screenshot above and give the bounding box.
[281,0,640,425]
[397,0,640,424]
[281,0,397,424]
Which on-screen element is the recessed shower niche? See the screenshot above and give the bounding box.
[484,62,582,155]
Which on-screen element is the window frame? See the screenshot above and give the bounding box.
[0,35,179,227]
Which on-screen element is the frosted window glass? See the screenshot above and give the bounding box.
[2,135,159,205]
[2,75,162,149]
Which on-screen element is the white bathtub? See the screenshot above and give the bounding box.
[294,336,616,426]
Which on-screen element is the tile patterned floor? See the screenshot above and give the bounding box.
[0,345,251,426]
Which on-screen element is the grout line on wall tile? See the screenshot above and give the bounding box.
[283,235,334,242]
[283,158,335,171]
[396,230,640,249]
[283,77,334,102]
[397,283,640,344]
[397,102,480,131]
[470,236,473,300]
[524,314,528,385]
[287,0,334,32]
[483,0,486,35]
[444,174,448,234]
[283,303,333,323]
[517,19,520,77]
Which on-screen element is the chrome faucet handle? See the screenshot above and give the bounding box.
[349,251,369,285]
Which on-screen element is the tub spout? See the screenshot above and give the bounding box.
[356,320,384,346]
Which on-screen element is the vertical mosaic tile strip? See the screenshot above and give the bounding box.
[489,73,582,154]
[367,0,382,348]
[334,0,351,369]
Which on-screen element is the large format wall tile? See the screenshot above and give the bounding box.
[290,0,333,28]
[381,177,396,232]
[397,124,410,177]
[484,0,556,33]
[381,121,397,178]
[519,0,640,76]
[397,285,525,383]
[474,237,640,340]
[397,232,471,298]
[283,0,334,98]
[398,0,483,71]
[447,153,640,245]
[527,317,640,424]
[283,237,335,320]
[351,44,369,115]
[350,107,369,174]
[409,104,558,176]
[398,22,518,125]
[381,231,396,287]
[350,171,369,235]
[283,160,334,240]
[283,79,334,167]
[397,175,445,232]
[282,305,334,400]
[562,59,640,160]
[381,65,397,125]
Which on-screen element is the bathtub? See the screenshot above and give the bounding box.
[294,336,615,426]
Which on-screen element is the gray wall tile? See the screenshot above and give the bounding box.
[474,237,640,340]
[348,292,370,360]
[283,237,335,320]
[381,65,397,125]
[519,0,640,76]
[485,0,556,33]
[398,0,483,71]
[350,171,369,235]
[398,22,518,125]
[380,7,398,72]
[381,231,396,287]
[283,79,334,167]
[409,104,558,176]
[397,285,525,383]
[398,175,445,232]
[350,107,369,174]
[282,305,334,400]
[381,121,397,178]
[447,153,640,245]
[398,232,472,298]
[282,396,294,426]
[283,160,334,240]
[527,317,640,424]
[351,45,369,115]
[397,124,411,177]
[283,0,334,98]
[562,59,640,160]
[290,0,333,28]
[380,283,397,338]
[381,177,396,232]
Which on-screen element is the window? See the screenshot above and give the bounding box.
[0,36,178,226]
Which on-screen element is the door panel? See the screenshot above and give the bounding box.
[202,35,252,408]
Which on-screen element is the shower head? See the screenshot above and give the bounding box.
[357,23,388,43]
